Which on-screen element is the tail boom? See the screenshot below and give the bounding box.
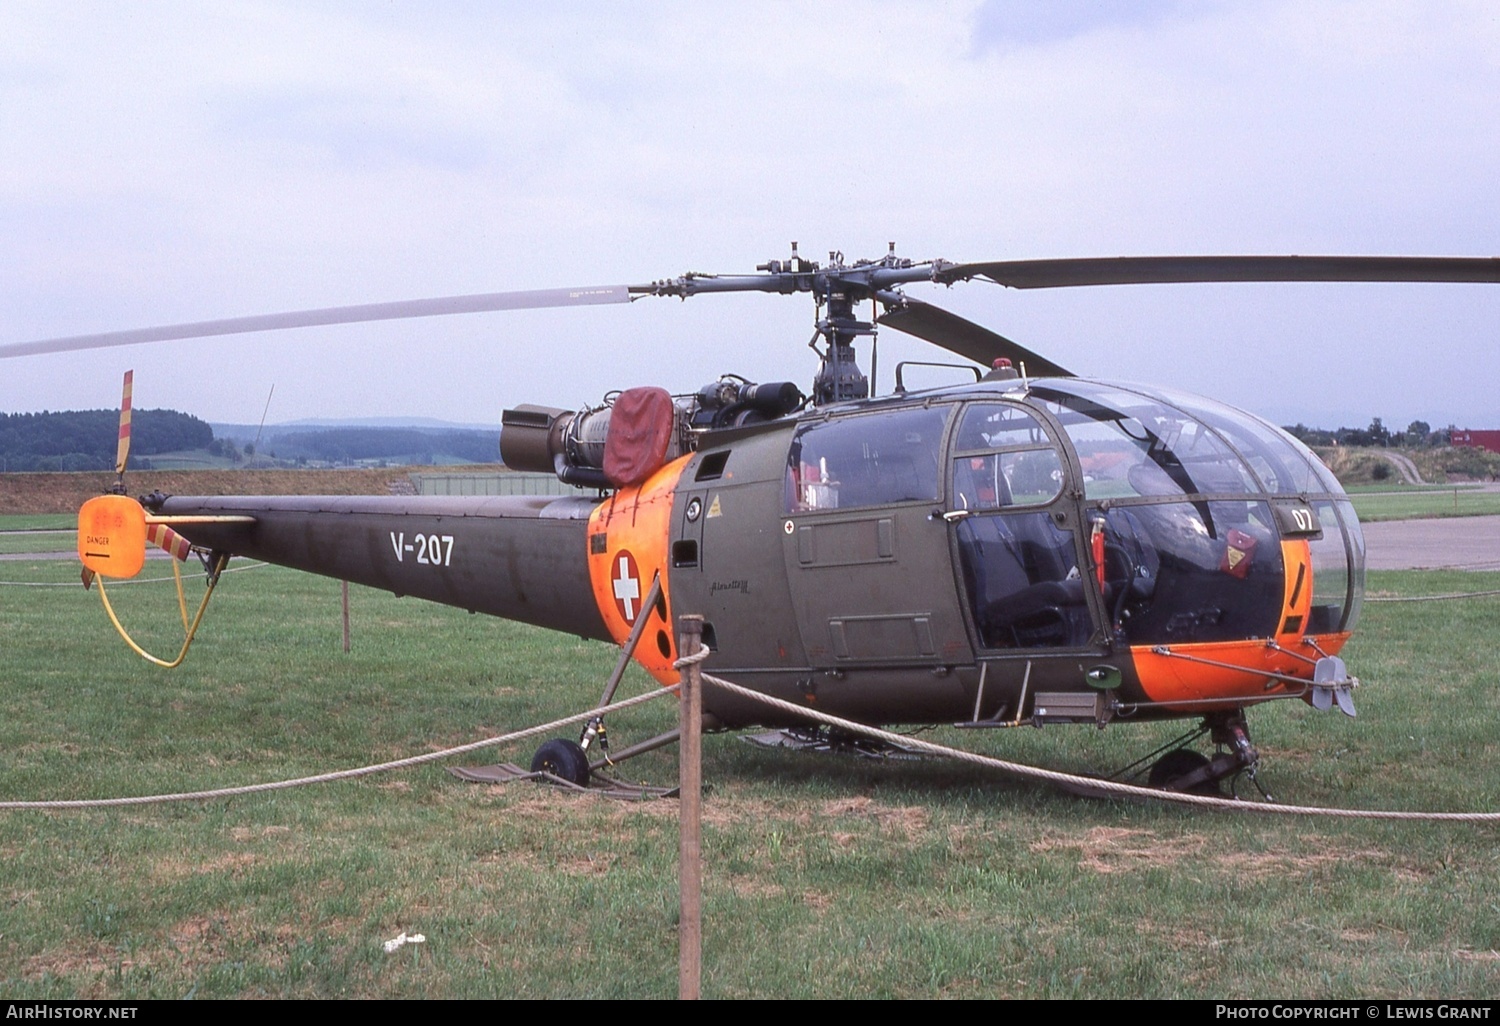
[154,494,610,641]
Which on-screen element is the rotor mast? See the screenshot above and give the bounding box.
[810,257,873,405]
[635,242,942,405]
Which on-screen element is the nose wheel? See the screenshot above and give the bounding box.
[1147,749,1219,795]
[1135,711,1268,799]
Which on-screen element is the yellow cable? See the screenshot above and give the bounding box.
[95,553,229,669]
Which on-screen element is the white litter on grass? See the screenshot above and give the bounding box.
[383,931,427,953]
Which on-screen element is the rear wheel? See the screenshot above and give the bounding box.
[530,739,590,786]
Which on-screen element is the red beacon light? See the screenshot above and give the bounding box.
[983,356,1019,382]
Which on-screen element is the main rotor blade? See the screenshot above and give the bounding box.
[942,255,1500,290]
[877,298,1073,377]
[0,284,633,360]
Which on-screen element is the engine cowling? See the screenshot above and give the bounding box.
[500,378,803,489]
[500,386,689,489]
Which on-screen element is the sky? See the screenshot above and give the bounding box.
[1,1,1497,432]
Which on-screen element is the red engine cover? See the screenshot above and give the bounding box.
[603,386,676,487]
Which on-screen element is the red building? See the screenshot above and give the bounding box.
[1451,429,1500,454]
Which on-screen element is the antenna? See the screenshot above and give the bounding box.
[253,384,275,465]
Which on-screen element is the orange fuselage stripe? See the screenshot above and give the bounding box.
[1130,633,1350,706]
[1131,536,1347,705]
[586,456,691,685]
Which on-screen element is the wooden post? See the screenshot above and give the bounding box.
[341,580,351,653]
[677,614,703,1001]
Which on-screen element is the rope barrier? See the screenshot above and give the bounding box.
[1368,589,1500,602]
[693,657,1500,822]
[673,646,712,668]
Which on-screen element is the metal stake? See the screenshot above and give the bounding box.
[677,614,703,1001]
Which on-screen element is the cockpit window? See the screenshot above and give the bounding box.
[951,403,1063,509]
[786,405,950,512]
[1034,384,1257,499]
[953,450,1063,509]
[953,404,1050,452]
[1100,499,1285,644]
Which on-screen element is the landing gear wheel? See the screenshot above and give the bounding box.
[1147,749,1221,796]
[531,739,590,787]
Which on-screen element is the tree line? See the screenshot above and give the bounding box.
[0,409,213,471]
[1,411,500,470]
[1282,418,1447,449]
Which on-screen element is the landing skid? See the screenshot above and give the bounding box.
[448,761,679,801]
[741,725,929,761]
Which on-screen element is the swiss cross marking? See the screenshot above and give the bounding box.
[611,550,642,624]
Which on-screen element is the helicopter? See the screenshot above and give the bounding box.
[6,245,1500,795]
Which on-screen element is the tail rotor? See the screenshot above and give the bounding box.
[112,370,132,493]
[80,370,192,588]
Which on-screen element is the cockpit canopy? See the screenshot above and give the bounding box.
[784,378,1364,650]
[1029,378,1364,640]
[1029,379,1347,500]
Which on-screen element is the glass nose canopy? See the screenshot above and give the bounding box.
[1027,379,1365,638]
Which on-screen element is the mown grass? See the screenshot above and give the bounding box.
[1349,489,1500,522]
[0,531,80,555]
[1,549,1499,998]
[0,515,75,532]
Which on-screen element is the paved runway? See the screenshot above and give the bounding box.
[1360,514,1500,572]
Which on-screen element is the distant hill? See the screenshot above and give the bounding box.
[0,408,213,472]
[249,426,499,465]
[211,416,497,439]
[1,407,502,472]
[209,417,500,466]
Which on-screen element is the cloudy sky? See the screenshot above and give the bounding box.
[2,1,1497,431]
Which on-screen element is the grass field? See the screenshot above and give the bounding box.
[0,516,76,532]
[2,532,1500,997]
[1349,489,1500,522]
[0,533,77,555]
